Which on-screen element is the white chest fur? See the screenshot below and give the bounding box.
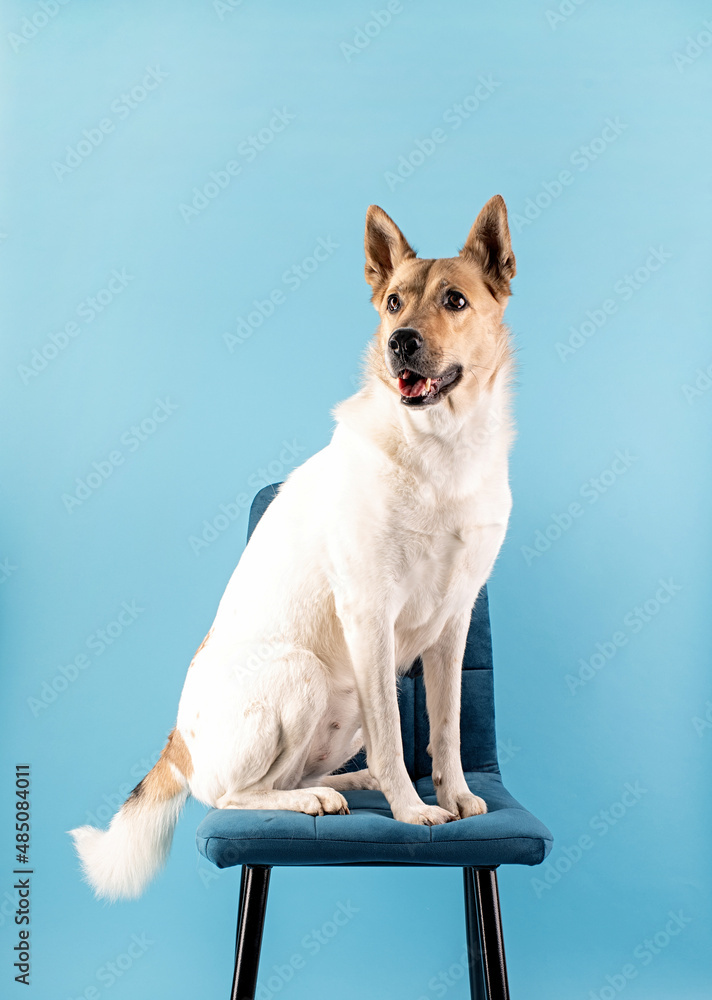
[325,386,513,669]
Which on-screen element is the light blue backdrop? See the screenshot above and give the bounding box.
[1,1,710,998]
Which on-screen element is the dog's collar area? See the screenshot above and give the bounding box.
[397,366,463,406]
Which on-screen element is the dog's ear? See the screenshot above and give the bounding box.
[460,195,516,297]
[364,205,415,294]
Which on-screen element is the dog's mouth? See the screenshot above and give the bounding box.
[396,366,463,406]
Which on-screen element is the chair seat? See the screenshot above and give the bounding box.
[196,771,553,869]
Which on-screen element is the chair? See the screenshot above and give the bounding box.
[196,485,553,1000]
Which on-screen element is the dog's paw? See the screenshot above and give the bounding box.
[439,791,487,819]
[305,788,350,816]
[394,803,456,826]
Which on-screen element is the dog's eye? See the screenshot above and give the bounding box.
[444,290,468,311]
[387,294,401,313]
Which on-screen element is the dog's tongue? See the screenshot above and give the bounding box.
[398,371,428,397]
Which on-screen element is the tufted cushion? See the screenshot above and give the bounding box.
[196,772,552,868]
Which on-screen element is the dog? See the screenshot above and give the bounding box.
[70,195,517,901]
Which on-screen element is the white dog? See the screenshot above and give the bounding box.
[71,195,516,900]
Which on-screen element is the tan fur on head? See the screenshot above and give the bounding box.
[459,194,516,298]
[364,204,416,296]
[363,196,515,414]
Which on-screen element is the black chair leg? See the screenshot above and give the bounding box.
[230,865,271,1000]
[233,866,248,962]
[463,868,487,999]
[474,868,511,1000]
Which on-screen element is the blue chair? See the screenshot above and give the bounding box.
[196,485,553,1000]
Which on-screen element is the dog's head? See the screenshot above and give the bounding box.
[364,196,515,411]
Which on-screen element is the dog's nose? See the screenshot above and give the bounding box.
[388,328,423,361]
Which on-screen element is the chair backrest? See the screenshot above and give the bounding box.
[247,485,500,778]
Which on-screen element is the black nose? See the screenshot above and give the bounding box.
[388,327,423,362]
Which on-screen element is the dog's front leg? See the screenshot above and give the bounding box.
[341,612,455,826]
[422,612,487,818]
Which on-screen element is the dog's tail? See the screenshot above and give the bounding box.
[69,729,192,902]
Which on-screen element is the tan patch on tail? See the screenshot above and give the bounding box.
[127,729,193,806]
[164,728,193,779]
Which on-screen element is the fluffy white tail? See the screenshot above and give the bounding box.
[69,732,191,901]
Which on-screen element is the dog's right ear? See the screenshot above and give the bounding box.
[364,205,415,295]
[460,195,516,297]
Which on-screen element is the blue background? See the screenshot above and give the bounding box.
[1,1,710,998]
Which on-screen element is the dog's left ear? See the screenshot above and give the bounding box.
[364,205,415,294]
[460,195,516,297]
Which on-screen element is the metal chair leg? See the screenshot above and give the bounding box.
[234,866,248,962]
[474,868,510,1000]
[463,867,487,999]
[230,865,271,1000]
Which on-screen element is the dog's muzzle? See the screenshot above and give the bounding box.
[388,327,423,364]
[387,328,463,406]
[395,365,463,406]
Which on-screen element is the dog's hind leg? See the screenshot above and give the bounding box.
[215,786,349,815]
[205,648,348,814]
[319,769,380,791]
